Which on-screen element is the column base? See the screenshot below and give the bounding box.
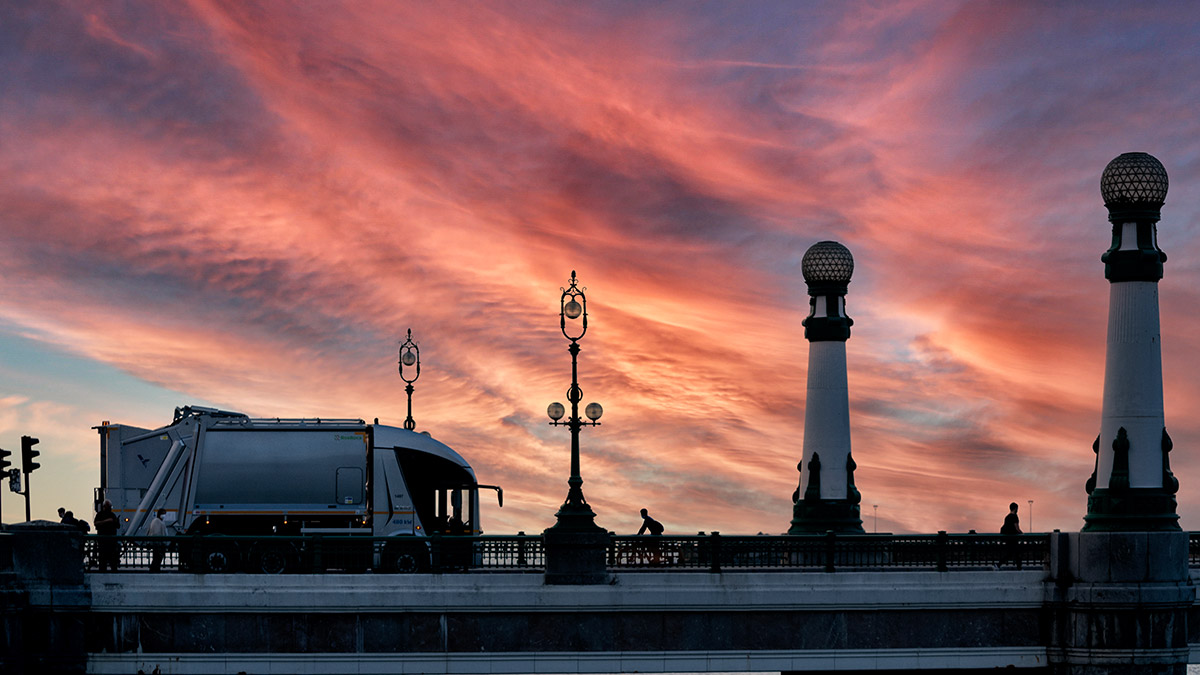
[1048,532,1191,675]
[788,498,863,534]
[542,528,610,585]
[1082,488,1180,532]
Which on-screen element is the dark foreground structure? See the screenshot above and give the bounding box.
[1,523,1197,674]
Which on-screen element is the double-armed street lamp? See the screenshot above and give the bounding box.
[398,329,421,431]
[546,271,604,532]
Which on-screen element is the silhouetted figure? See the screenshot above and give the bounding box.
[638,508,664,535]
[58,506,66,521]
[1000,501,1022,569]
[62,510,89,533]
[147,508,167,572]
[636,508,665,565]
[94,499,121,571]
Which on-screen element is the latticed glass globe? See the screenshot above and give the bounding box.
[400,349,417,367]
[563,299,583,320]
[1101,152,1168,206]
[585,402,603,421]
[547,402,565,421]
[801,241,854,285]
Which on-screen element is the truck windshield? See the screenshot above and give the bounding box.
[394,449,478,534]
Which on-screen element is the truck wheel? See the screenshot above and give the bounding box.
[386,542,429,573]
[202,545,239,573]
[255,545,292,575]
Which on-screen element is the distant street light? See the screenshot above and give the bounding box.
[546,271,603,532]
[1028,500,1034,533]
[873,504,878,533]
[398,329,421,431]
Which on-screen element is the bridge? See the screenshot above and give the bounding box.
[2,525,1195,674]
[3,152,1193,675]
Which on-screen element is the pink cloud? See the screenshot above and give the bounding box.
[3,1,1200,534]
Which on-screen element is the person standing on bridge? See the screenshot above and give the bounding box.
[94,499,121,571]
[1000,502,1022,569]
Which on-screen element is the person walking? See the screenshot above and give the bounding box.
[637,508,664,536]
[147,509,168,572]
[636,508,665,565]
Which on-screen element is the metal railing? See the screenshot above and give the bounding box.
[1188,532,1200,567]
[83,533,545,574]
[84,531,1050,574]
[608,532,1050,572]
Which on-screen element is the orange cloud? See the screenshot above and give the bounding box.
[2,1,1200,535]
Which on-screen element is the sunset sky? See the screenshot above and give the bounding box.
[3,1,1200,536]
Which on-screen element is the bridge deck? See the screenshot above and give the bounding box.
[86,569,1053,674]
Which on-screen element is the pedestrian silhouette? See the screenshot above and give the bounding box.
[1000,501,1022,569]
[94,499,121,571]
[638,508,664,535]
[147,508,167,572]
[636,508,665,565]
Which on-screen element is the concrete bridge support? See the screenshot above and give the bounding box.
[1047,531,1192,674]
[0,522,90,674]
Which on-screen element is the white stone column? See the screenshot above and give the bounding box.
[800,341,851,500]
[1084,151,1178,532]
[1097,279,1164,489]
[790,240,863,534]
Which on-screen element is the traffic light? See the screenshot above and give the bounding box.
[21,435,40,474]
[0,447,10,473]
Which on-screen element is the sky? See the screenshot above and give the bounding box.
[2,0,1200,536]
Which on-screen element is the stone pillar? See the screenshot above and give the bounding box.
[790,240,864,534]
[1049,153,1191,675]
[542,528,609,585]
[1049,531,1191,674]
[1084,152,1178,532]
[0,521,90,674]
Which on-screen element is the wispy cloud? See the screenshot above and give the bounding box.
[2,1,1200,534]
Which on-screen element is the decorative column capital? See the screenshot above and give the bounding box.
[801,240,854,342]
[1100,152,1168,283]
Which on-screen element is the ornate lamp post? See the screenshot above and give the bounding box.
[546,271,604,532]
[398,329,421,431]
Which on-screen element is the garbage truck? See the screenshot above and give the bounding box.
[95,405,501,572]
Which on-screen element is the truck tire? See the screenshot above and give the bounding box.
[200,543,240,573]
[385,541,430,573]
[254,544,293,574]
